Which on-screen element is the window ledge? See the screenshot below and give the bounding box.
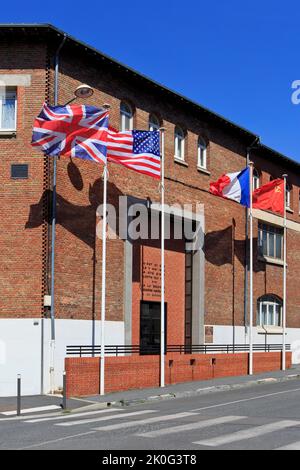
[257,326,284,335]
[258,255,286,267]
[174,157,188,167]
[0,130,16,136]
[197,166,211,176]
[286,207,294,214]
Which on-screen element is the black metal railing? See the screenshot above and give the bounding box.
[66,343,291,357]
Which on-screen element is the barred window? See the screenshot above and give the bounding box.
[257,295,282,327]
[258,223,283,260]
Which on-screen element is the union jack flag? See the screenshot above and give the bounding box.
[107,129,161,179]
[31,103,109,164]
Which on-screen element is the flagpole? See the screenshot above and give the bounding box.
[49,34,67,394]
[100,163,108,396]
[249,161,254,375]
[282,174,287,371]
[160,128,165,388]
[99,104,111,396]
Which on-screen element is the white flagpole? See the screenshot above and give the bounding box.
[282,174,287,371]
[160,128,165,388]
[100,163,108,395]
[249,161,254,375]
[99,104,111,396]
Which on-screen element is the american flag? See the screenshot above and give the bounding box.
[31,103,109,164]
[107,129,161,179]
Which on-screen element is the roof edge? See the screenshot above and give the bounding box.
[0,23,299,171]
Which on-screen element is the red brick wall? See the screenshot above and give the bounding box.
[0,40,49,318]
[1,32,300,336]
[132,238,186,346]
[65,352,292,397]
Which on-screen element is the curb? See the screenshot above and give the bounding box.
[69,373,300,411]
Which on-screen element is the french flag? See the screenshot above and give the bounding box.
[209,167,250,207]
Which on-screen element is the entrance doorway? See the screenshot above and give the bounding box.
[140,301,167,355]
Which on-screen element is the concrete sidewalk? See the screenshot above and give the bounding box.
[0,394,90,416]
[81,365,300,407]
[1,366,299,416]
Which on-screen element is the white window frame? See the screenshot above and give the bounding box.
[174,126,185,161]
[257,296,282,327]
[149,114,160,132]
[197,137,207,169]
[286,185,292,210]
[258,223,283,260]
[120,102,133,132]
[253,169,260,190]
[0,88,17,131]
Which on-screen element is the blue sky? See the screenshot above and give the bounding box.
[3,0,300,161]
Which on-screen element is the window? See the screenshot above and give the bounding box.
[140,301,167,355]
[286,183,292,210]
[120,102,133,131]
[257,295,282,327]
[253,168,260,190]
[11,164,28,179]
[149,114,160,131]
[0,88,17,131]
[258,223,283,260]
[197,137,207,169]
[174,126,185,160]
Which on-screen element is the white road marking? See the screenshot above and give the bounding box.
[136,415,245,438]
[0,412,64,422]
[55,409,157,427]
[191,387,300,413]
[26,408,123,423]
[17,431,97,450]
[277,441,300,450]
[1,405,60,416]
[195,420,300,447]
[94,412,198,432]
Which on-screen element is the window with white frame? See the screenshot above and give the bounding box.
[253,168,260,190]
[0,88,17,131]
[286,183,292,210]
[174,126,185,160]
[149,114,160,132]
[120,102,133,131]
[258,222,283,260]
[197,137,207,169]
[257,295,282,327]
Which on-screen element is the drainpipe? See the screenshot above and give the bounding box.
[244,136,260,339]
[49,33,67,394]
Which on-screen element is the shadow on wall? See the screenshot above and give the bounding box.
[205,225,265,273]
[24,159,125,346]
[25,159,124,248]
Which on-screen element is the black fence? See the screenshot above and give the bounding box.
[66,343,291,357]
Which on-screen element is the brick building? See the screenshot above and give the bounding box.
[0,24,299,396]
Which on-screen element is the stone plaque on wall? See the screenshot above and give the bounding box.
[142,261,161,298]
[205,325,214,344]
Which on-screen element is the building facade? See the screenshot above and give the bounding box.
[0,24,300,396]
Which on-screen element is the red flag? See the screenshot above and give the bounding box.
[252,179,284,215]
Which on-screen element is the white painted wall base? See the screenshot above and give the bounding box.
[1,319,299,397]
[0,319,124,397]
[210,325,300,364]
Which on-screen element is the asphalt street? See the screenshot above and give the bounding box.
[1,380,300,450]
